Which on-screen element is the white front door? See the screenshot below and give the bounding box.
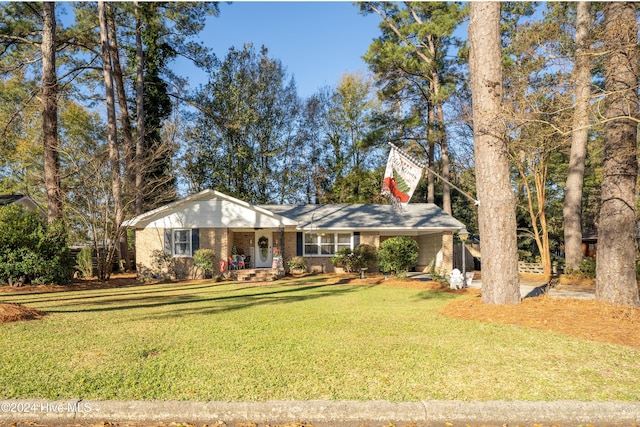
[255,230,273,268]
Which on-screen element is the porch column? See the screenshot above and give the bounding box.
[441,231,454,274]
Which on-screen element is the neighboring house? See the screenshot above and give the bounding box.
[123,189,466,280]
[582,230,598,258]
[581,228,640,259]
[0,194,43,215]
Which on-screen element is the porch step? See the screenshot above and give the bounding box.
[233,268,281,282]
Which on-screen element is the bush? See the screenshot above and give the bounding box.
[0,205,73,285]
[331,248,357,272]
[564,257,596,279]
[150,249,176,280]
[287,256,307,271]
[76,247,94,278]
[578,257,596,278]
[377,236,419,276]
[193,249,216,276]
[332,244,377,273]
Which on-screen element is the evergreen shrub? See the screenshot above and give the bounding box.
[0,205,73,285]
[377,236,419,276]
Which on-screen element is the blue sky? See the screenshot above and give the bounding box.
[183,1,383,98]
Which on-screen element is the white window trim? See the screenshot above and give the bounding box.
[173,229,192,258]
[303,232,353,256]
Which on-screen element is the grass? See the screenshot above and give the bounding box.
[0,278,639,402]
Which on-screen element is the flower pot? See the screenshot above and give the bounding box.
[290,268,306,276]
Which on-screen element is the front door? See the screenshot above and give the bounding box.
[255,230,273,268]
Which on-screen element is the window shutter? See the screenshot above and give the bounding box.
[164,229,172,255]
[191,228,200,255]
[296,232,303,256]
[354,232,360,247]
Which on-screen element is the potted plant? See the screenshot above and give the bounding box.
[287,256,307,275]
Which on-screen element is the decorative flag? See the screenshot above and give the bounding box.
[381,143,425,209]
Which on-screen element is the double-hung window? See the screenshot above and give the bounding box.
[304,232,352,255]
[173,229,191,257]
[165,228,199,257]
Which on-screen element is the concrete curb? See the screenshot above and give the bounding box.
[2,399,640,425]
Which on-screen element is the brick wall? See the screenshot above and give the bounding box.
[134,228,165,278]
[417,232,447,273]
[135,227,450,278]
[135,227,231,280]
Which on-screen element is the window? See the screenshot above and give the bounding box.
[164,229,199,258]
[337,233,351,251]
[173,229,192,257]
[304,232,352,256]
[304,233,319,255]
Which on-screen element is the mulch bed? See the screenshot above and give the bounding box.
[440,291,640,349]
[0,303,47,323]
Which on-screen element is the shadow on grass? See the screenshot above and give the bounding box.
[40,283,364,319]
[414,289,464,301]
[2,280,231,305]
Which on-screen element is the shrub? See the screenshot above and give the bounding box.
[332,244,377,273]
[377,236,419,276]
[76,247,94,278]
[331,247,357,272]
[193,249,217,276]
[0,205,73,285]
[564,257,596,279]
[150,249,176,280]
[354,244,377,268]
[578,257,596,278]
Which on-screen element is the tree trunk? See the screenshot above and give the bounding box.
[135,1,145,216]
[99,1,124,281]
[596,2,640,307]
[427,102,435,203]
[563,1,591,272]
[469,1,520,304]
[42,2,63,224]
[107,7,131,269]
[435,98,453,275]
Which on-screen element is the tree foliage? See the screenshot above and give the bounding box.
[184,44,299,204]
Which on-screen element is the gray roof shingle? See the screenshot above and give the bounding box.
[0,195,25,206]
[259,203,464,231]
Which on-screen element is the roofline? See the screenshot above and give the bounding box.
[298,226,464,232]
[0,194,46,218]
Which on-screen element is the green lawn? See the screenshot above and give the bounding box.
[1,278,639,402]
